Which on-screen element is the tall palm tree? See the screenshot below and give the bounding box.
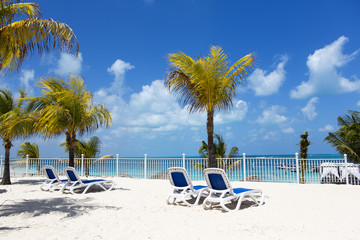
[0,0,79,75]
[165,46,255,168]
[324,111,360,163]
[16,141,40,173]
[27,74,112,167]
[60,136,113,176]
[0,89,33,184]
[195,133,240,172]
[298,131,311,184]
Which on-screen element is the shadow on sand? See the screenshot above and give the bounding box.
[0,197,121,218]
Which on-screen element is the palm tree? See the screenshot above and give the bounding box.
[165,46,255,168]
[27,74,112,167]
[195,133,240,172]
[16,141,40,173]
[60,136,113,176]
[0,89,33,184]
[298,131,311,184]
[0,0,79,75]
[324,111,360,163]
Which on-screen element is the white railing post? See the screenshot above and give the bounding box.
[295,153,299,184]
[182,153,186,168]
[116,154,119,177]
[243,153,246,182]
[0,156,2,177]
[26,154,29,177]
[81,154,84,176]
[344,154,349,185]
[144,154,147,179]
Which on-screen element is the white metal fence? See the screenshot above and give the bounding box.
[1,153,359,185]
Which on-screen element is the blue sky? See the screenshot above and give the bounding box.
[1,0,360,157]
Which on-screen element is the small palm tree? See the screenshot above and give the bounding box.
[195,133,241,172]
[60,136,112,176]
[27,75,112,167]
[0,89,33,184]
[165,46,255,168]
[324,111,360,163]
[0,0,79,75]
[16,141,40,173]
[299,131,311,184]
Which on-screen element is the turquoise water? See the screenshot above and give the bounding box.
[11,154,348,183]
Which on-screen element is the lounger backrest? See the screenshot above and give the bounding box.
[64,167,83,184]
[204,168,233,195]
[44,165,59,181]
[167,167,193,189]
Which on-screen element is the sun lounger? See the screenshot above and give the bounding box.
[62,167,114,194]
[167,167,209,206]
[203,168,264,212]
[41,165,68,191]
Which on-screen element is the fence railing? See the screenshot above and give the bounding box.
[1,153,359,185]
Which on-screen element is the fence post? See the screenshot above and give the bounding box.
[81,154,84,177]
[26,154,29,177]
[144,154,147,179]
[116,154,119,177]
[344,154,349,185]
[243,153,246,182]
[182,153,186,168]
[0,156,2,177]
[295,153,299,184]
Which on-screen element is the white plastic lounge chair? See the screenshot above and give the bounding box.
[167,167,209,206]
[41,165,68,191]
[203,168,264,212]
[62,167,114,194]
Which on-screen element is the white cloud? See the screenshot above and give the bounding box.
[214,100,248,124]
[248,55,288,96]
[290,36,360,99]
[263,131,279,140]
[107,59,134,90]
[319,124,335,132]
[282,127,295,134]
[301,97,319,121]
[19,69,35,95]
[256,105,287,124]
[95,59,249,138]
[357,101,360,107]
[51,52,83,77]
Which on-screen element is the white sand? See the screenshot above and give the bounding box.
[0,177,359,240]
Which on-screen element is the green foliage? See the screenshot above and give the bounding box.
[16,141,40,173]
[0,0,79,75]
[17,142,39,158]
[28,75,112,167]
[324,110,360,163]
[195,133,241,172]
[165,46,255,167]
[0,88,33,184]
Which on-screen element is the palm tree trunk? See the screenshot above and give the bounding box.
[207,110,216,168]
[1,141,12,185]
[66,132,76,167]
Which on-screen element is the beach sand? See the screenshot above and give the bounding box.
[0,177,359,240]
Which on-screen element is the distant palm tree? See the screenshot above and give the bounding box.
[27,75,112,167]
[0,0,79,75]
[0,89,33,184]
[16,141,40,173]
[298,131,311,184]
[165,46,255,168]
[195,133,241,172]
[61,136,113,176]
[324,111,360,163]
